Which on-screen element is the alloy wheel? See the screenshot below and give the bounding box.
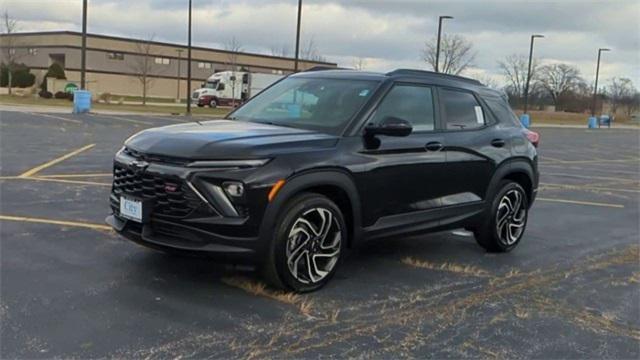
[496,189,526,246]
[286,207,341,284]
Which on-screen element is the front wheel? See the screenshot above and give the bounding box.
[474,181,529,252]
[209,99,217,108]
[262,193,346,292]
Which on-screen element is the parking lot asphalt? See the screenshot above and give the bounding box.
[1,109,638,358]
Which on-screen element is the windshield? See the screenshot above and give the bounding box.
[204,80,219,89]
[229,77,379,134]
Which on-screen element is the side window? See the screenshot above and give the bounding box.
[440,88,485,130]
[370,85,435,131]
[483,96,522,128]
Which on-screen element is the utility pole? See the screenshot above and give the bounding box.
[591,48,610,116]
[434,15,453,73]
[523,34,544,115]
[294,0,302,72]
[186,0,192,115]
[176,49,183,101]
[81,0,87,89]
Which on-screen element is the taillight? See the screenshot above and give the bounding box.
[524,129,540,147]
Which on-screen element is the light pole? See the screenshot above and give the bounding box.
[80,0,87,89]
[435,15,453,73]
[294,0,302,72]
[176,49,184,102]
[186,0,193,115]
[523,34,544,115]
[591,48,610,117]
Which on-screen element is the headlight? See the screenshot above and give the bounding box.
[186,159,269,168]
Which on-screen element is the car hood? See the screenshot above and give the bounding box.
[125,120,339,160]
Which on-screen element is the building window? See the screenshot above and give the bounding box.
[107,52,124,60]
[9,49,16,55]
[198,62,212,69]
[28,48,38,56]
[155,57,170,65]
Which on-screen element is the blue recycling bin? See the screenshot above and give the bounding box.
[599,115,611,128]
[519,114,530,128]
[588,116,598,128]
[73,90,92,114]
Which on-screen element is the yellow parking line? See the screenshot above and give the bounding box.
[0,215,112,231]
[537,197,624,208]
[19,144,96,177]
[29,177,110,186]
[90,114,151,125]
[0,176,109,186]
[28,112,82,124]
[38,173,112,178]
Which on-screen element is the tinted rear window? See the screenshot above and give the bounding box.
[483,95,522,128]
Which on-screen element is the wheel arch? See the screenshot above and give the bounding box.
[259,169,363,250]
[488,159,536,207]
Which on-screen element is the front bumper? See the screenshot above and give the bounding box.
[106,148,271,262]
[106,214,259,262]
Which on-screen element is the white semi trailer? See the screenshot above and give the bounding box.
[192,71,284,108]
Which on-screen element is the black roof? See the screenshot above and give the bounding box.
[294,67,495,94]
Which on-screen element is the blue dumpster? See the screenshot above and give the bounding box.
[599,115,611,128]
[588,116,598,128]
[73,90,92,114]
[519,114,530,128]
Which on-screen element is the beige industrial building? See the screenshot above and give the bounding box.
[0,31,337,99]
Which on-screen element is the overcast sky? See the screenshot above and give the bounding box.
[2,0,639,86]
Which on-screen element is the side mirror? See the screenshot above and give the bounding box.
[365,116,413,137]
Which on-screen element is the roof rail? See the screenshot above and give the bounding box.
[386,69,482,85]
[303,66,348,72]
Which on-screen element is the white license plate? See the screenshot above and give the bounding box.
[120,197,143,222]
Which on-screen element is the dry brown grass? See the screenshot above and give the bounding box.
[221,276,314,317]
[401,257,490,277]
[515,110,636,125]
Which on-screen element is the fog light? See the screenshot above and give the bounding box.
[223,181,244,197]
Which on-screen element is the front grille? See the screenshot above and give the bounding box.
[110,163,207,218]
[123,147,189,166]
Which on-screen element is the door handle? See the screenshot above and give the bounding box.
[491,139,506,148]
[425,141,443,152]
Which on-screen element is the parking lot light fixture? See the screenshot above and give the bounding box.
[187,0,193,116]
[523,34,544,116]
[591,48,610,117]
[435,15,453,73]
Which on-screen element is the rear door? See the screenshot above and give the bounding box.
[357,83,448,234]
[438,87,510,206]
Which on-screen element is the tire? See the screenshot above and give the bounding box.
[262,193,347,293]
[209,99,217,108]
[474,181,529,252]
[196,103,204,108]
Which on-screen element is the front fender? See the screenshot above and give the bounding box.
[257,169,363,255]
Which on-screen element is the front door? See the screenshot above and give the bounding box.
[356,83,448,236]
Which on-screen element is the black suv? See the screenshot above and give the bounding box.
[107,69,538,292]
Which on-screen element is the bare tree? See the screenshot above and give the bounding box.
[606,77,635,115]
[225,37,243,107]
[422,34,476,75]
[538,63,585,111]
[2,10,20,95]
[352,56,367,71]
[128,34,156,105]
[269,44,289,58]
[300,36,327,63]
[498,54,538,99]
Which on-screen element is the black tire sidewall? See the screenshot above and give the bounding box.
[272,193,347,293]
[487,181,529,252]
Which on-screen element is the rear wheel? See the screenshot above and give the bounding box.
[262,193,346,292]
[474,181,528,252]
